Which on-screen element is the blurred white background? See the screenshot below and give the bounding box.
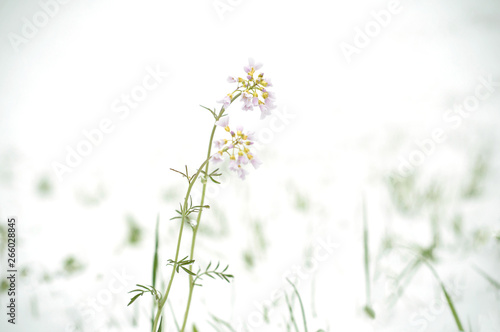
[1,0,500,331]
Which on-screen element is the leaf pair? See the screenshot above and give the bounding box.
[128,284,162,307]
[170,196,210,222]
[167,256,196,276]
[201,168,222,185]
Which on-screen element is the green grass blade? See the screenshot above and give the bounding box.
[152,214,160,329]
[388,258,422,307]
[284,293,300,332]
[440,282,464,331]
[168,301,180,331]
[472,265,500,290]
[210,314,237,332]
[421,259,464,331]
[287,279,309,332]
[362,195,375,318]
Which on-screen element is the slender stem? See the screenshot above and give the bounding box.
[152,157,211,332]
[180,125,215,331]
[180,93,241,331]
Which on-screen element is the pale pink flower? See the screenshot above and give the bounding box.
[213,124,261,180]
[211,153,223,164]
[244,58,263,73]
[250,156,262,169]
[229,159,239,171]
[242,104,254,112]
[217,95,231,109]
[266,90,276,100]
[265,98,276,110]
[234,166,248,180]
[259,104,272,119]
[241,91,253,106]
[238,155,248,165]
[245,131,256,141]
[215,116,230,128]
[214,139,226,149]
[227,76,238,83]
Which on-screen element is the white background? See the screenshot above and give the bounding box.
[1,0,500,331]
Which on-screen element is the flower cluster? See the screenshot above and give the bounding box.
[211,116,262,180]
[218,58,276,119]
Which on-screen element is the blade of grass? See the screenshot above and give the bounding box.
[168,300,180,332]
[420,258,464,331]
[362,195,375,319]
[287,278,309,332]
[388,258,422,307]
[311,277,317,318]
[472,264,500,290]
[441,282,464,331]
[207,321,223,332]
[284,292,300,332]
[210,314,237,332]
[284,316,291,332]
[152,214,160,329]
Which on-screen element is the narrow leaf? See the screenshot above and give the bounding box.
[128,293,143,306]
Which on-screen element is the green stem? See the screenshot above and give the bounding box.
[286,279,308,332]
[152,157,211,332]
[180,93,241,331]
[180,125,215,331]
